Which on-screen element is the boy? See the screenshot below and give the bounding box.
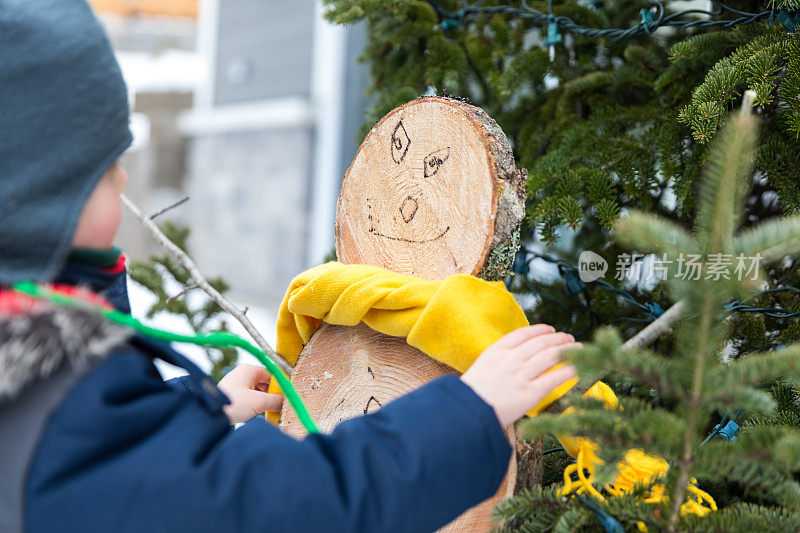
[0,1,578,531]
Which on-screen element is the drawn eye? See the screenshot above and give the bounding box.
[423,147,450,178]
[390,120,411,164]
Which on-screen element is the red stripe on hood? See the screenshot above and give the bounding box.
[0,285,112,317]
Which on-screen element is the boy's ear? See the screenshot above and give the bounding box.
[106,162,129,192]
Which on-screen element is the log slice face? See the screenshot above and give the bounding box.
[335,96,525,280]
[281,97,525,532]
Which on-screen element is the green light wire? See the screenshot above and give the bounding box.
[12,281,319,434]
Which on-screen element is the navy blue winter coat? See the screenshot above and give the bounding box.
[0,260,511,532]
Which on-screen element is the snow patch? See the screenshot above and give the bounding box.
[116,49,203,95]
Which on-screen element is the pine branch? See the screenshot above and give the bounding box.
[735,216,800,263]
[613,212,698,257]
[544,303,685,414]
[121,194,293,375]
[668,294,714,531]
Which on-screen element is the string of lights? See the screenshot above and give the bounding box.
[426,1,797,41]
[725,286,800,319]
[508,247,666,336]
[509,247,800,339]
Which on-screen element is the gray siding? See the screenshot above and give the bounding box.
[214,0,315,104]
[185,127,313,306]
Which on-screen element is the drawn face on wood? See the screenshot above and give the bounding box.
[335,98,498,279]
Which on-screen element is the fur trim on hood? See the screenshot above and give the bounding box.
[0,291,131,399]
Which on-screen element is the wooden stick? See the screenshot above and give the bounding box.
[150,195,189,220]
[166,283,200,304]
[121,193,293,375]
[621,301,685,351]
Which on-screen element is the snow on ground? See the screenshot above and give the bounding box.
[126,274,278,381]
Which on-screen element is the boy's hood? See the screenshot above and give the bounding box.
[0,292,130,400]
[0,0,132,285]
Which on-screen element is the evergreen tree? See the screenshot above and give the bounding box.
[498,105,800,531]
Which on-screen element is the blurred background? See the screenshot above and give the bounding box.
[90,0,370,312]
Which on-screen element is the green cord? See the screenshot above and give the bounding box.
[11,281,319,434]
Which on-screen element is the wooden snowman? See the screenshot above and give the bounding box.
[280,96,527,531]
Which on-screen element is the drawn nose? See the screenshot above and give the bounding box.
[399,195,419,224]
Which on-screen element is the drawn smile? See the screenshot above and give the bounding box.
[369,226,451,244]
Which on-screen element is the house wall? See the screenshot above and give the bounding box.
[214,0,315,105]
[185,127,313,304]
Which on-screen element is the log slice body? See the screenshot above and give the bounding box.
[280,322,516,532]
[280,97,526,531]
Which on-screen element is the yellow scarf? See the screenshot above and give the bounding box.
[268,261,576,412]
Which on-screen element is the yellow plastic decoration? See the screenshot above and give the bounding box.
[557,384,717,519]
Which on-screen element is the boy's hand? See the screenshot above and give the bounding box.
[461,325,579,427]
[217,365,284,425]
